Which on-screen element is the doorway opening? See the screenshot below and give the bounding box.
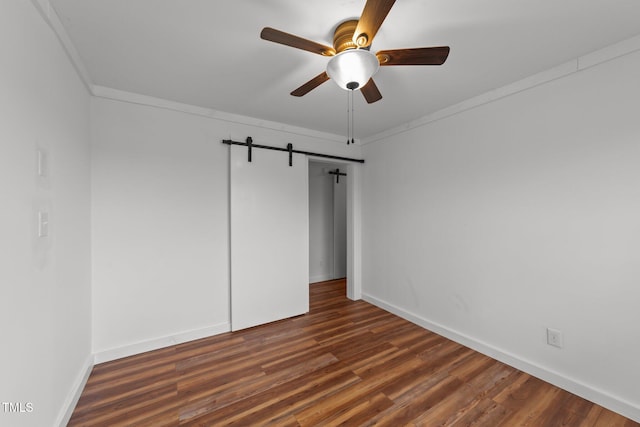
[309,161,348,292]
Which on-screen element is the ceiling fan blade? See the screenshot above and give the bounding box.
[291,72,331,97]
[353,0,396,47]
[376,46,450,66]
[360,78,382,104]
[260,27,335,56]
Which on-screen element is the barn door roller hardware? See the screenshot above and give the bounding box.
[246,136,253,162]
[222,137,365,167]
[328,168,347,183]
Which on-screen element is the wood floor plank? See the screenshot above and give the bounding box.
[180,362,358,426]
[364,375,465,426]
[68,279,639,426]
[72,363,177,413]
[294,356,430,426]
[177,352,341,422]
[68,384,178,426]
[447,398,511,426]
[295,391,394,426]
[496,377,565,426]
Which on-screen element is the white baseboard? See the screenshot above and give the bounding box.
[55,353,94,427]
[362,293,640,423]
[93,322,231,364]
[310,274,333,284]
[310,275,348,284]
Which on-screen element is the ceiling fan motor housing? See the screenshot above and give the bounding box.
[333,20,359,53]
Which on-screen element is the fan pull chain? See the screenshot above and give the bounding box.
[347,88,355,145]
[346,90,350,145]
[350,88,355,145]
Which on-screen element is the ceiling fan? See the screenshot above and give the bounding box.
[260,0,450,104]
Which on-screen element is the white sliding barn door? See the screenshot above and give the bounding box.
[230,145,309,331]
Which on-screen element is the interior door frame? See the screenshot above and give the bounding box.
[309,157,362,301]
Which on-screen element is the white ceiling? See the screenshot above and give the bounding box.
[50,0,640,139]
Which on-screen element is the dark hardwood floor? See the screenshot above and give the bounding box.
[69,279,638,426]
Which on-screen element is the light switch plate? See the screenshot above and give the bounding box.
[38,211,49,237]
[37,149,47,177]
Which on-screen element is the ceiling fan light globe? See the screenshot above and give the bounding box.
[326,49,379,91]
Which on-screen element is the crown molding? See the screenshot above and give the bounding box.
[32,0,640,147]
[31,0,348,143]
[361,33,640,145]
[91,85,348,143]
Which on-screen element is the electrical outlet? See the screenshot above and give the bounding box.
[547,328,563,348]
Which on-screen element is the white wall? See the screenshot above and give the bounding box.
[91,97,361,360]
[0,1,92,426]
[361,48,640,421]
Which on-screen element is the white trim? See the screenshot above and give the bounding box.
[55,354,94,427]
[363,292,640,423]
[93,322,230,364]
[91,85,347,143]
[578,34,640,70]
[362,33,640,145]
[310,274,334,284]
[95,85,346,143]
[346,162,362,300]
